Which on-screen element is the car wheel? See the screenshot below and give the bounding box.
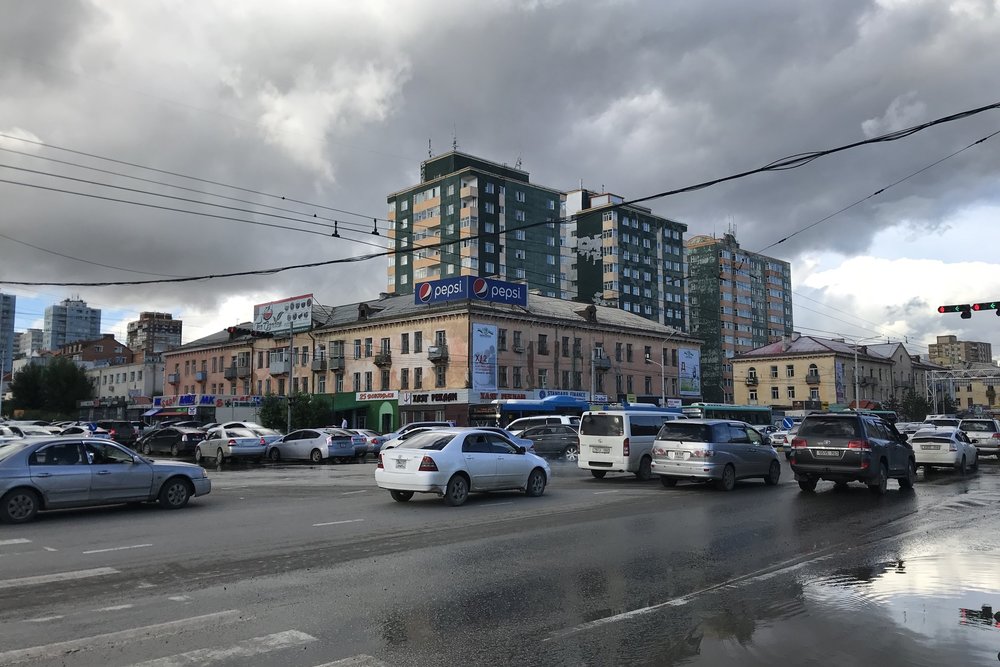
[563,444,580,462]
[525,468,547,497]
[216,448,225,465]
[310,449,323,463]
[444,474,470,506]
[957,455,967,476]
[142,443,152,455]
[798,477,818,492]
[716,464,736,492]
[899,459,917,489]
[390,490,413,502]
[660,476,678,488]
[170,444,179,457]
[158,477,192,509]
[268,448,281,462]
[1,488,40,524]
[764,460,781,486]
[636,456,653,481]
[868,462,889,495]
[194,447,203,464]
[590,470,607,479]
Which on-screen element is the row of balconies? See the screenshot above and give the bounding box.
[746,373,823,386]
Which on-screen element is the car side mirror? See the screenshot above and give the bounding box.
[516,446,526,455]
[762,436,771,446]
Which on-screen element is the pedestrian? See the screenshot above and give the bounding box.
[341,416,348,429]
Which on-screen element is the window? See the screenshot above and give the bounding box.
[771,386,779,399]
[787,386,796,399]
[515,190,526,202]
[513,366,523,388]
[435,330,446,346]
[364,372,373,392]
[626,344,633,362]
[400,368,409,389]
[335,374,344,393]
[538,368,548,388]
[498,329,507,351]
[513,331,523,351]
[615,342,623,362]
[435,365,446,388]
[414,367,423,389]
[352,373,361,392]
[769,365,778,379]
[809,388,819,400]
[354,339,362,359]
[381,369,390,390]
[561,336,569,358]
[380,337,391,354]
[644,376,652,394]
[537,334,548,355]
[785,364,794,378]
[401,333,409,354]
[485,182,495,194]
[498,366,508,388]
[318,376,326,393]
[414,331,423,353]
[364,338,373,357]
[211,357,217,373]
[626,376,633,393]
[749,390,758,401]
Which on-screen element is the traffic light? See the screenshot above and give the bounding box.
[938,304,972,319]
[972,301,1000,316]
[226,327,275,339]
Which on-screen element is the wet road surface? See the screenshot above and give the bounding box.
[0,457,998,665]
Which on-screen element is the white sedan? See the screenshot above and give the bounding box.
[911,427,979,474]
[375,428,551,506]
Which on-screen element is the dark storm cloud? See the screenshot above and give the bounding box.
[1,0,999,342]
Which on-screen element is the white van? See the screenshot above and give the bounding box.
[578,409,686,480]
[505,415,580,437]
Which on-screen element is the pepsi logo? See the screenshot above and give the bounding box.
[417,282,433,302]
[472,278,489,299]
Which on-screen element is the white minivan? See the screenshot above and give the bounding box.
[578,409,686,480]
[505,415,581,437]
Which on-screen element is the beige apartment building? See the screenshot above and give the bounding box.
[162,292,703,432]
[928,334,993,366]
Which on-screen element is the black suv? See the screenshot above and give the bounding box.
[96,420,138,447]
[789,412,916,494]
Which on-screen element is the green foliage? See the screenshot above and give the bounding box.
[256,393,337,432]
[9,358,94,417]
[941,393,958,415]
[900,388,931,421]
[258,394,286,430]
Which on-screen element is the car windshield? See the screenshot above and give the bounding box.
[926,419,959,427]
[251,428,281,436]
[227,428,257,438]
[0,441,31,461]
[960,421,993,432]
[912,434,954,443]
[798,418,861,438]
[656,422,712,442]
[580,414,624,437]
[396,431,454,451]
[21,427,51,436]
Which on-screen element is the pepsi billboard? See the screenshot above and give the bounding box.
[414,276,527,307]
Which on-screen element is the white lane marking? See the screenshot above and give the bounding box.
[486,501,514,506]
[313,518,365,527]
[131,629,316,667]
[168,595,191,602]
[593,490,621,495]
[0,609,242,664]
[313,656,390,667]
[0,567,119,591]
[25,615,64,623]
[43,547,58,552]
[94,604,134,612]
[340,490,368,495]
[82,543,152,554]
[0,538,31,546]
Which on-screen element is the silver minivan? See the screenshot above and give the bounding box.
[650,419,781,491]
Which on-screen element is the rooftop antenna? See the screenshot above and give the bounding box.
[452,123,458,151]
[428,139,432,158]
[514,154,522,170]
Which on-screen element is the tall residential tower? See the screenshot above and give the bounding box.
[43,297,101,351]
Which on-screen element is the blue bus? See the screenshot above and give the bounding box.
[468,395,593,427]
[681,402,773,426]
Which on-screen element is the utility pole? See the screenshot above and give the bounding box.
[287,317,293,434]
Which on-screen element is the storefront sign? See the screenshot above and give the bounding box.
[254,294,314,334]
[357,391,399,401]
[538,389,589,400]
[400,389,469,405]
[476,391,529,401]
[414,277,528,307]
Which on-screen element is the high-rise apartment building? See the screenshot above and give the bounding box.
[16,328,43,358]
[0,292,14,375]
[43,297,101,351]
[127,312,182,360]
[386,152,688,327]
[928,334,993,366]
[686,233,793,403]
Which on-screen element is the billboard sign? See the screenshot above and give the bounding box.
[471,323,498,392]
[414,277,527,307]
[253,294,313,334]
[678,348,702,397]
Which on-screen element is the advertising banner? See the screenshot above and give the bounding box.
[835,361,846,403]
[414,277,528,307]
[679,348,702,397]
[253,294,314,334]
[471,323,498,392]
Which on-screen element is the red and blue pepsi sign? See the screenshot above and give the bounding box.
[414,276,527,307]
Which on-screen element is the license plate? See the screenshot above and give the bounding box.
[592,446,611,454]
[920,444,940,451]
[395,458,407,469]
[814,450,840,457]
[667,451,687,460]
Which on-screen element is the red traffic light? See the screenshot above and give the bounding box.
[973,301,999,311]
[938,304,970,314]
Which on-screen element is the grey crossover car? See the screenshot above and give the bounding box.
[789,412,916,494]
[0,437,211,523]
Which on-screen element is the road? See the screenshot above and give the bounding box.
[1,456,998,666]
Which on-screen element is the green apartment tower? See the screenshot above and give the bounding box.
[686,233,793,403]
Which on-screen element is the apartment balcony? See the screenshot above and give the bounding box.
[269,358,290,375]
[459,185,478,199]
[223,366,238,380]
[592,354,612,371]
[374,351,392,367]
[167,373,180,385]
[194,371,207,382]
[311,357,327,372]
[745,376,759,386]
[512,343,525,353]
[806,373,821,385]
[328,355,345,372]
[237,364,251,378]
[427,345,449,363]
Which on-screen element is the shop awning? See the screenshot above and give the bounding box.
[141,408,160,417]
[156,410,192,417]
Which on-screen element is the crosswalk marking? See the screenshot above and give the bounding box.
[313,656,390,667]
[131,630,317,667]
[0,609,242,664]
[0,538,31,546]
[0,567,119,590]
[313,518,365,527]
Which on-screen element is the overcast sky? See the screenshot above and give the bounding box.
[2,0,1000,361]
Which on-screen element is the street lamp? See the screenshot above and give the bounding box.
[644,354,665,407]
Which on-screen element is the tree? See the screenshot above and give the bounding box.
[9,358,93,417]
[9,363,46,413]
[258,394,285,430]
[900,388,931,422]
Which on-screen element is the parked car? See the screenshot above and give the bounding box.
[895,421,924,436]
[266,428,359,463]
[0,437,211,523]
[381,426,449,452]
[95,420,139,447]
[374,421,455,448]
[922,416,961,429]
[957,418,1000,458]
[518,424,580,461]
[375,428,550,506]
[577,409,687,480]
[471,427,535,452]
[0,426,20,447]
[196,427,268,464]
[505,415,581,437]
[650,419,781,491]
[911,427,979,474]
[349,429,383,455]
[138,426,207,457]
[58,425,110,438]
[770,425,800,460]
[789,412,916,494]
[7,425,55,438]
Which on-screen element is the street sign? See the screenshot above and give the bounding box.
[781,417,795,429]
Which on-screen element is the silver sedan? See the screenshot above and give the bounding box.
[0,437,211,523]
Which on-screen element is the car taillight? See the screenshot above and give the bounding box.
[259,437,266,445]
[181,435,189,442]
[227,439,236,446]
[949,442,958,452]
[418,455,438,471]
[326,436,333,445]
[623,438,630,457]
[791,437,807,449]
[109,429,117,437]
[991,433,1000,440]
[377,453,384,469]
[692,449,714,458]
[847,440,871,452]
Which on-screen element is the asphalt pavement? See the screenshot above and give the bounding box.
[0,456,998,666]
